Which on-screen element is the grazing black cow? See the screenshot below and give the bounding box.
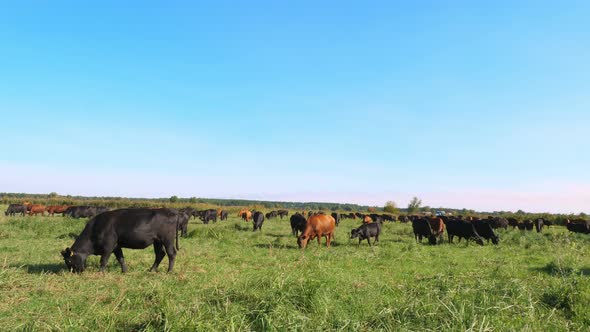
[180,207,196,218]
[488,217,508,230]
[277,210,289,219]
[399,215,409,223]
[381,214,396,222]
[355,212,363,218]
[412,218,436,244]
[443,217,484,245]
[95,206,109,215]
[331,212,341,226]
[535,218,544,233]
[265,211,278,220]
[64,206,98,219]
[61,208,179,273]
[566,219,590,234]
[290,213,307,237]
[471,219,499,244]
[199,209,217,224]
[220,210,228,221]
[507,218,519,229]
[523,219,534,231]
[5,204,27,216]
[350,222,381,246]
[253,211,264,232]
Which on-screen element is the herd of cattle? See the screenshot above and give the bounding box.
[3,203,590,273]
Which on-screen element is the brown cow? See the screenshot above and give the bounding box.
[363,215,373,224]
[46,205,69,216]
[298,214,336,249]
[241,211,252,222]
[28,204,46,216]
[237,209,249,217]
[428,217,445,244]
[217,208,222,217]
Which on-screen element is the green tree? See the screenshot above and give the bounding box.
[48,192,58,198]
[169,195,179,203]
[189,197,197,204]
[384,201,399,214]
[407,197,422,214]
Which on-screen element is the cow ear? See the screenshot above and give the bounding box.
[61,247,72,258]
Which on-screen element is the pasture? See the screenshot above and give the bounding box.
[1,208,589,331]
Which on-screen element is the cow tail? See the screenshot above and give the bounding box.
[175,217,181,251]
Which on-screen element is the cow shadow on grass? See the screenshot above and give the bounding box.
[254,241,344,250]
[531,262,590,277]
[233,224,251,232]
[264,232,290,239]
[13,263,65,274]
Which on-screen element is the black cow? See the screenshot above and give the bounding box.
[443,217,484,245]
[253,212,264,232]
[277,210,289,219]
[199,209,217,224]
[534,218,544,233]
[472,219,499,244]
[64,206,98,219]
[95,206,109,215]
[61,208,179,273]
[180,207,196,218]
[350,223,381,246]
[265,211,278,220]
[381,214,396,222]
[399,215,409,223]
[566,219,590,234]
[488,217,508,230]
[412,218,436,244]
[176,210,191,237]
[290,213,307,237]
[220,210,228,221]
[523,219,534,231]
[507,218,519,229]
[331,212,340,226]
[5,204,27,216]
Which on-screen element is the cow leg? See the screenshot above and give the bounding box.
[326,233,332,248]
[150,242,166,272]
[113,247,128,273]
[99,252,113,272]
[367,237,371,247]
[163,241,177,272]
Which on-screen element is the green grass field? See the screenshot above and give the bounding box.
[1,209,589,331]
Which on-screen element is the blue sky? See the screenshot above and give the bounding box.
[1,1,589,213]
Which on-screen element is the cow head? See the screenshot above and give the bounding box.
[491,234,499,245]
[350,229,360,239]
[428,234,437,245]
[297,234,310,249]
[474,237,484,246]
[61,247,86,273]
